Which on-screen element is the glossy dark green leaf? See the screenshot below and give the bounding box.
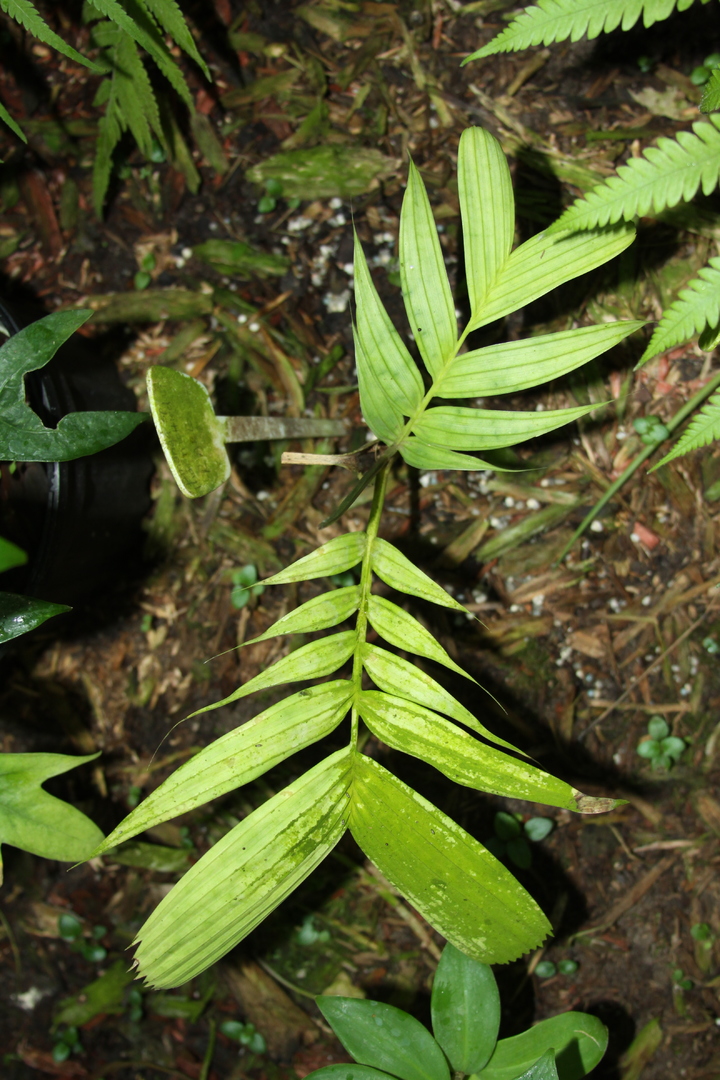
[476,1013,608,1080]
[436,323,644,399]
[243,586,361,645]
[133,748,352,987]
[430,942,500,1074]
[0,537,27,574]
[458,126,514,316]
[399,158,457,379]
[188,631,356,719]
[367,596,472,681]
[354,231,424,443]
[0,310,146,462]
[263,533,367,585]
[513,1051,559,1080]
[412,404,599,451]
[93,681,353,853]
[318,997,450,1080]
[360,644,523,755]
[358,691,581,809]
[371,538,466,612]
[0,592,71,643]
[0,752,103,873]
[302,1067,394,1080]
[349,755,551,964]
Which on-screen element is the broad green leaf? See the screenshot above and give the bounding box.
[0,537,27,573]
[513,1051,559,1080]
[0,592,71,643]
[187,631,356,719]
[2,0,103,71]
[458,127,513,315]
[243,586,361,646]
[133,747,352,987]
[400,439,502,473]
[0,99,26,142]
[431,943,500,1074]
[358,691,581,809]
[349,755,551,964]
[371,538,467,612]
[354,231,424,442]
[367,596,473,681]
[301,1068,394,1080]
[436,323,644,398]
[53,960,135,1029]
[0,310,146,461]
[412,404,599,451]
[193,239,289,278]
[108,840,192,872]
[93,681,353,854]
[360,644,523,755]
[141,0,210,78]
[476,1013,608,1080]
[0,753,103,876]
[399,159,457,378]
[469,225,636,332]
[318,996,450,1080]
[263,533,366,585]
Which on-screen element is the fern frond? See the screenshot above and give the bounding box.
[0,99,26,141]
[1,0,103,70]
[92,95,122,216]
[88,0,192,106]
[639,256,720,364]
[548,115,720,232]
[464,0,697,60]
[701,67,720,113]
[139,0,209,78]
[652,390,720,467]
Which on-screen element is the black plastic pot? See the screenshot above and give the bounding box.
[0,298,154,610]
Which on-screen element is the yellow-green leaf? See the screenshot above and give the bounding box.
[458,127,514,315]
[412,403,599,450]
[367,596,473,681]
[243,586,361,646]
[349,755,551,964]
[262,533,366,585]
[400,438,505,472]
[371,538,466,611]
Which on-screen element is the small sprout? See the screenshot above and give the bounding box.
[265,178,283,197]
[140,613,153,633]
[80,943,107,963]
[220,1020,267,1053]
[259,178,284,213]
[672,968,693,991]
[637,55,653,73]
[258,195,276,214]
[52,1042,71,1063]
[524,816,554,842]
[506,837,532,869]
[52,1027,81,1062]
[488,813,552,869]
[92,925,107,940]
[637,716,685,771]
[691,65,712,85]
[149,139,166,163]
[535,961,557,979]
[702,635,719,654]
[690,922,712,942]
[557,959,579,975]
[58,913,83,941]
[494,811,522,842]
[134,270,152,290]
[632,415,669,446]
[230,564,265,609]
[296,914,330,946]
[286,197,301,211]
[127,784,142,809]
[141,252,156,273]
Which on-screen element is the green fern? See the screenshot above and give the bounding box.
[639,256,720,363]
[1,0,103,71]
[652,389,720,466]
[701,67,720,112]
[464,0,702,61]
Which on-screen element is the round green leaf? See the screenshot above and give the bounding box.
[494,812,522,842]
[317,997,450,1080]
[647,716,669,741]
[475,1011,608,1080]
[534,961,557,979]
[430,942,500,1074]
[524,817,553,842]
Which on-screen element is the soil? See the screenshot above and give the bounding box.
[1,2,720,1079]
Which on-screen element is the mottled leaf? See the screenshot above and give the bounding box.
[400,158,457,378]
[367,596,472,681]
[349,755,551,964]
[358,691,581,809]
[242,587,361,646]
[318,996,450,1080]
[93,681,353,854]
[263,533,366,586]
[133,748,352,987]
[371,538,466,612]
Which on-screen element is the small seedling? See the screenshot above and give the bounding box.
[535,958,579,980]
[52,1027,81,1063]
[702,635,719,655]
[220,1020,267,1053]
[632,415,670,446]
[672,967,693,991]
[636,716,685,771]
[690,53,720,86]
[296,914,330,945]
[58,913,108,963]
[230,565,265,610]
[147,365,346,498]
[690,922,715,974]
[486,812,554,870]
[306,942,606,1080]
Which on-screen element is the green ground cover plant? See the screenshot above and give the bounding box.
[0,0,211,213]
[465,0,720,470]
[90,125,639,989]
[307,942,607,1080]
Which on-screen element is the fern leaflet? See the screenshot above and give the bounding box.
[701,67,720,113]
[547,115,720,232]
[653,390,720,467]
[0,98,26,141]
[140,0,209,79]
[639,256,720,364]
[1,0,103,70]
[464,0,699,60]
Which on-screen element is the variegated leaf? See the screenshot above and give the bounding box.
[400,438,503,472]
[458,126,514,316]
[262,533,366,585]
[367,596,473,681]
[371,538,467,612]
[412,403,599,450]
[243,586,361,646]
